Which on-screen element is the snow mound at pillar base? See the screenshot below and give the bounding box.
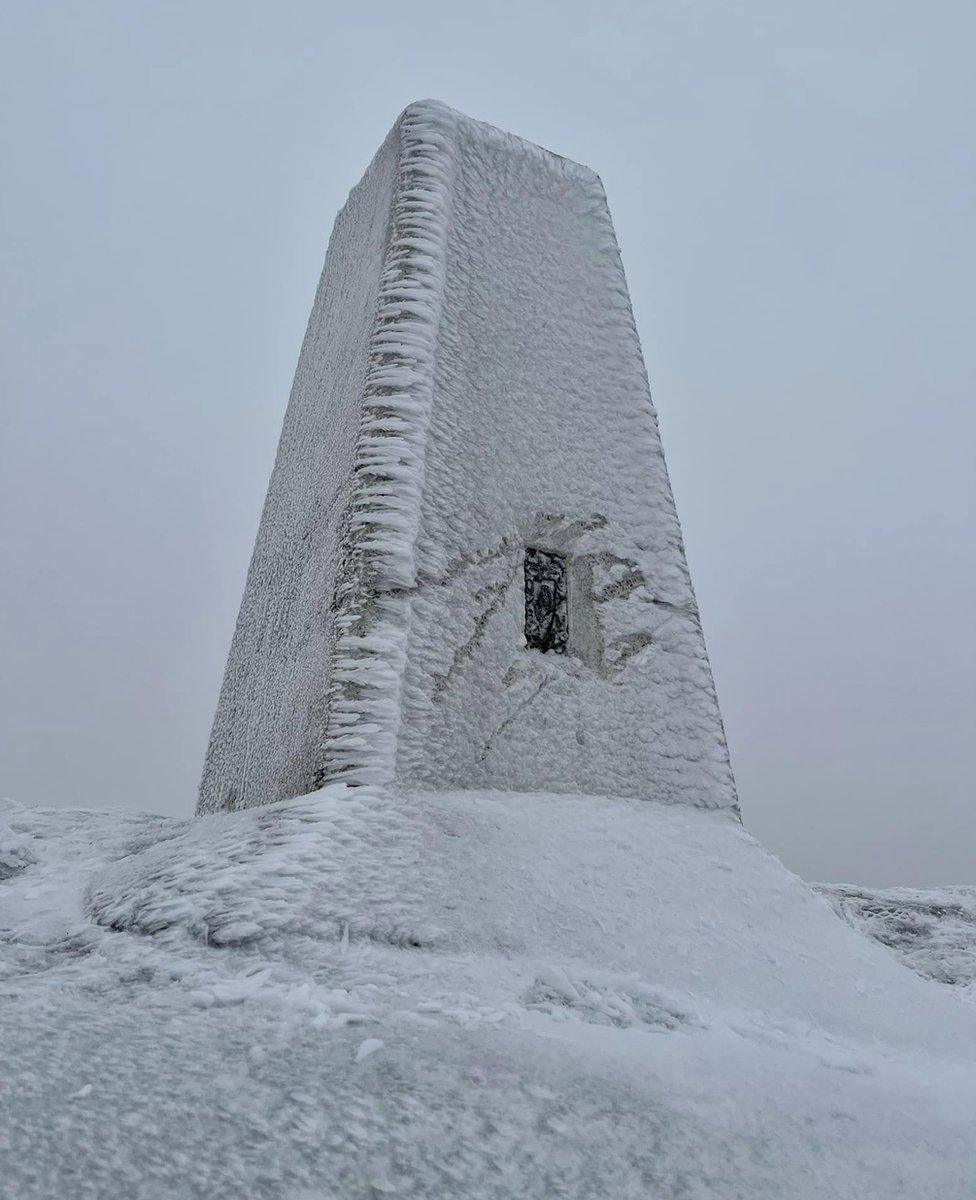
[87,785,440,952]
[3,790,976,1199]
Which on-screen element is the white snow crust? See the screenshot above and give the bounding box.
[197,100,736,813]
[3,790,975,1198]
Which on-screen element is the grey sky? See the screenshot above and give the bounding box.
[1,1,973,886]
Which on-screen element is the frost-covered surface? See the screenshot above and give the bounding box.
[197,120,400,813]
[819,882,976,996]
[198,100,736,813]
[3,791,976,1198]
[322,103,458,790]
[395,107,733,805]
[0,811,36,879]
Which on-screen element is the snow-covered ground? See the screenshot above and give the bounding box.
[818,881,976,994]
[2,790,975,1199]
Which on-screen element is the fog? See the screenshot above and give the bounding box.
[1,0,973,885]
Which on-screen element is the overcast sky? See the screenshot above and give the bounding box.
[2,1,973,886]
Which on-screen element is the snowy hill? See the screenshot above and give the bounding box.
[2,791,975,1199]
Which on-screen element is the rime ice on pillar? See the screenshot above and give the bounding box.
[197,101,738,815]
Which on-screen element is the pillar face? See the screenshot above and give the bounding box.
[196,127,401,815]
[198,101,738,815]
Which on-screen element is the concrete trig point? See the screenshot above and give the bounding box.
[198,101,737,815]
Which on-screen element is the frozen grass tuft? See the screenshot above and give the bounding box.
[820,882,976,995]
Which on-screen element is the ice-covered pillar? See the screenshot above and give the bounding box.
[197,101,737,814]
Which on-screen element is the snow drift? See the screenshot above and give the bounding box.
[3,790,975,1198]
